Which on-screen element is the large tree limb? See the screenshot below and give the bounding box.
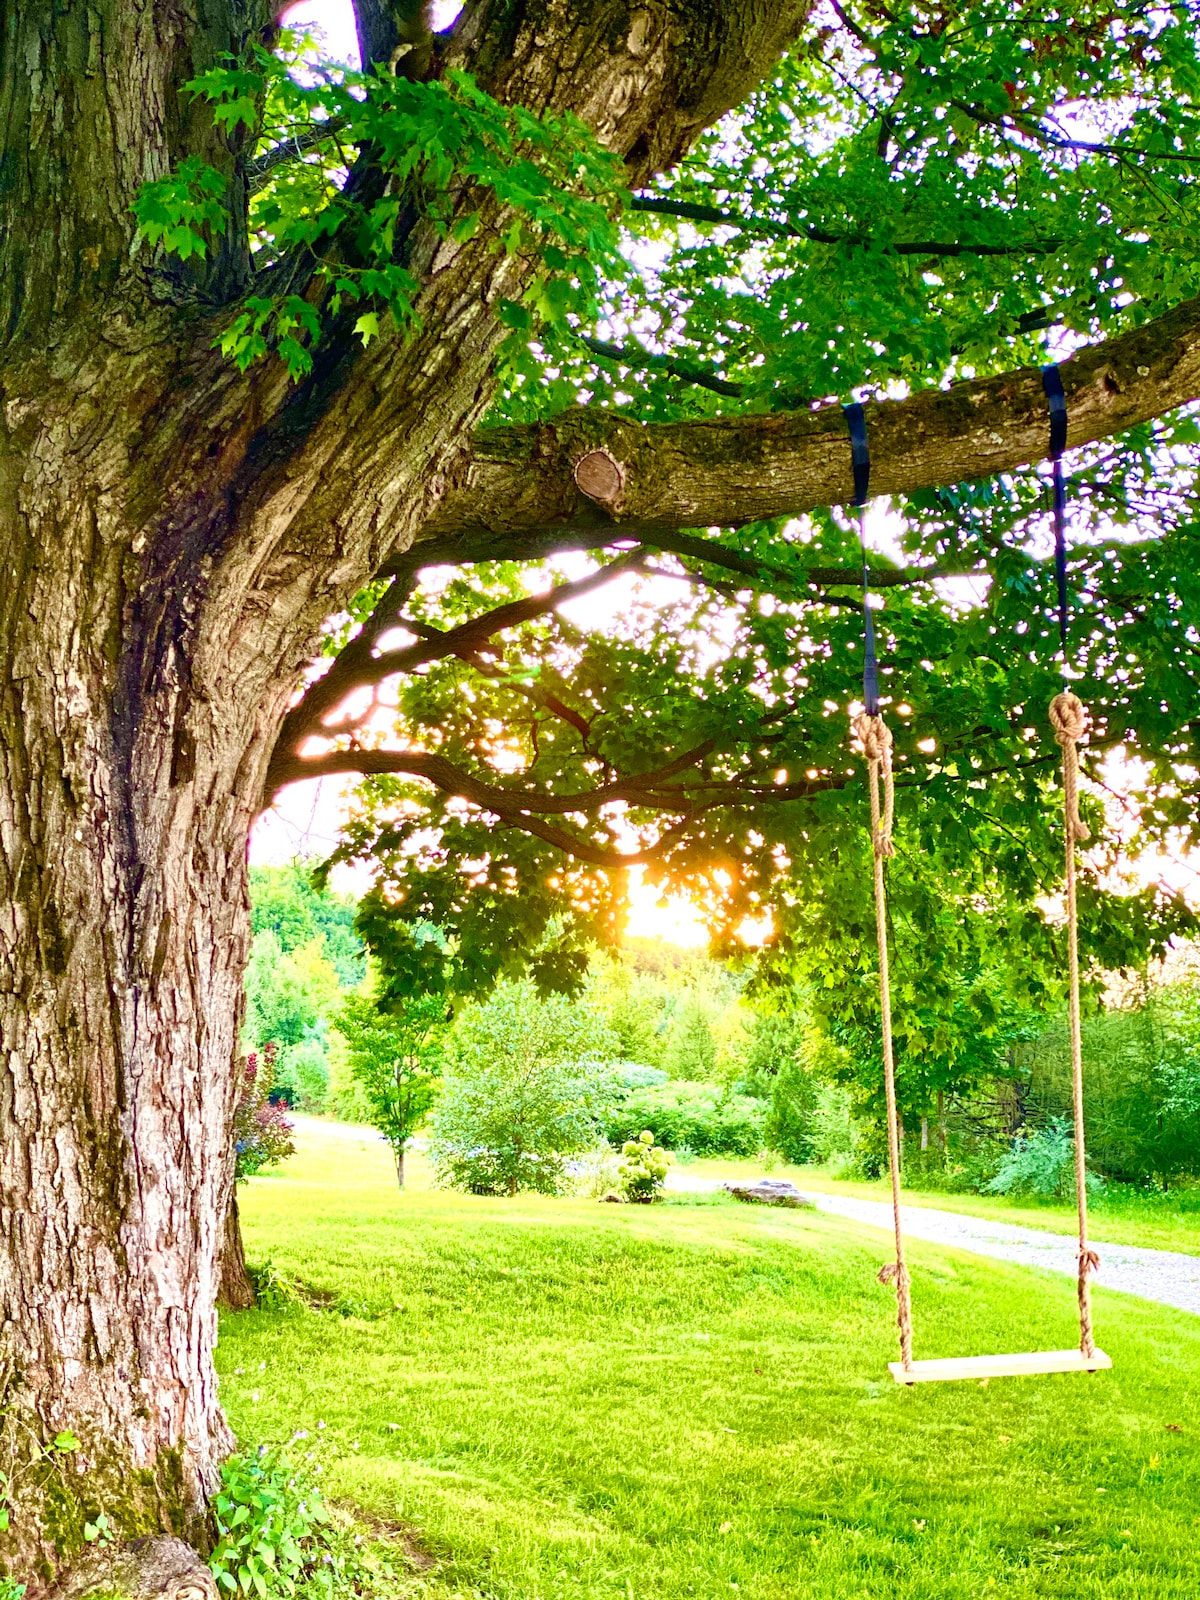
[268,551,647,791]
[629,195,1062,256]
[422,292,1200,543]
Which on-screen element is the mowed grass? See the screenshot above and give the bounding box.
[221,1127,1200,1599]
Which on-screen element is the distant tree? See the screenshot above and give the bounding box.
[663,990,719,1081]
[335,991,447,1188]
[589,958,666,1067]
[738,1013,804,1100]
[763,1054,821,1167]
[432,981,618,1196]
[244,930,320,1050]
[250,862,366,988]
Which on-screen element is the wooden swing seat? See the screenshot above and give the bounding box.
[889,1347,1112,1385]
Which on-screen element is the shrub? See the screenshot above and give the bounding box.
[209,1447,330,1596]
[233,1045,295,1181]
[985,1117,1104,1200]
[618,1130,672,1202]
[616,1062,669,1090]
[1020,991,1200,1187]
[604,1081,764,1157]
[573,1142,623,1198]
[431,980,619,1196]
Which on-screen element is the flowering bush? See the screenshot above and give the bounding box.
[618,1130,672,1203]
[233,1043,295,1181]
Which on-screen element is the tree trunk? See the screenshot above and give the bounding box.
[217,1193,256,1313]
[0,0,811,1577]
[393,1146,406,1192]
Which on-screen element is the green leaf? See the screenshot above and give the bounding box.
[353,311,381,346]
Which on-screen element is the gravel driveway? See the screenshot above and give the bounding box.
[670,1171,1200,1317]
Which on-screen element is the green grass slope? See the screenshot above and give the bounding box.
[222,1129,1200,1599]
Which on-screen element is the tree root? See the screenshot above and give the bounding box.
[49,1536,216,1600]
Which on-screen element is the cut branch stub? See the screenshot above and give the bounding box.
[573,449,627,513]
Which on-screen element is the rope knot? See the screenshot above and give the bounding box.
[853,713,896,858]
[1078,1246,1101,1275]
[1049,691,1091,844]
[877,1262,909,1289]
[853,712,892,765]
[1049,690,1087,747]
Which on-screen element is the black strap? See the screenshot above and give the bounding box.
[843,401,870,507]
[1041,365,1069,654]
[844,402,879,716]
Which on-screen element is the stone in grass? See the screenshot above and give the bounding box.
[724,1179,815,1209]
[600,1190,626,1203]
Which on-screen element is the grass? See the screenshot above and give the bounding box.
[223,1124,1200,1599]
[677,1156,1200,1257]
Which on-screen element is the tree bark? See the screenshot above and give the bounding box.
[0,0,809,1577]
[217,1194,256,1313]
[394,1146,407,1191]
[424,292,1200,546]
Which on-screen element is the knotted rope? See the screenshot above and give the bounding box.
[854,711,911,1370]
[1050,689,1100,1358]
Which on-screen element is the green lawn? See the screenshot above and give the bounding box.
[223,1126,1200,1599]
[682,1157,1200,1257]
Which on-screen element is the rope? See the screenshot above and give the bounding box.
[1050,689,1100,1358]
[854,711,912,1369]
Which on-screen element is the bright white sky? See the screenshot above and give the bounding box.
[252,5,1199,945]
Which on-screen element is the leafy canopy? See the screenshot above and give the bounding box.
[259,4,1200,1096]
[133,28,621,378]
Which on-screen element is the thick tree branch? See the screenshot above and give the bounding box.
[422,292,1200,544]
[629,194,1061,256]
[580,335,746,398]
[268,552,645,792]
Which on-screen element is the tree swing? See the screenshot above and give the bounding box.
[843,371,1111,1385]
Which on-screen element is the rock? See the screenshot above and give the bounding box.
[723,1179,815,1209]
[51,1535,217,1600]
[600,1190,626,1203]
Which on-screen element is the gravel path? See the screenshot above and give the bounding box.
[670,1172,1200,1317]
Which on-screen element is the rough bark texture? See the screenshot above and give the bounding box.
[50,1536,217,1600]
[422,292,1200,546]
[0,0,810,1580]
[217,1195,256,1313]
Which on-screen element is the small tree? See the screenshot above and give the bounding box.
[335,991,446,1188]
[431,980,618,1196]
[220,1045,295,1310]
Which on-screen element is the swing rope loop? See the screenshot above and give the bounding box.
[843,405,912,1369]
[1049,688,1100,1358]
[852,708,911,1366]
[1050,691,1091,845]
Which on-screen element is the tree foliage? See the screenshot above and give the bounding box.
[430,980,618,1195]
[335,990,446,1185]
[291,1,1200,1093]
